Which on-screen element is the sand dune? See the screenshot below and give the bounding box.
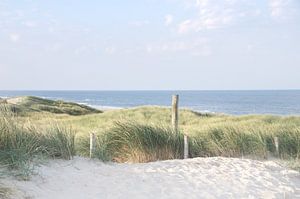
[4,157,300,199]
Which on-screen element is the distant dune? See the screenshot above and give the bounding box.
[1,96,102,116]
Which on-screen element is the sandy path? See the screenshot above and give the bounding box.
[4,157,300,199]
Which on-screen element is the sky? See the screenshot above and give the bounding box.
[0,0,300,90]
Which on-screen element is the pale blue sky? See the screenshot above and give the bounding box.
[0,0,300,90]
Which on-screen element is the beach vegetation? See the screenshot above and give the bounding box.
[0,106,75,179]
[1,97,300,173]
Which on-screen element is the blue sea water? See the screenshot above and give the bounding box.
[0,90,300,115]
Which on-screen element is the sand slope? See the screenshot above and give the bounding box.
[4,157,300,199]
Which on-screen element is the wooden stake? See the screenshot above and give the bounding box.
[184,135,189,159]
[171,95,188,159]
[172,95,179,133]
[90,132,96,158]
[274,136,279,156]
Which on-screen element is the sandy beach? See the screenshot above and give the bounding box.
[1,0,300,197]
[3,157,300,199]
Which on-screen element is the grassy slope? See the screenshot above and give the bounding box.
[23,106,300,137]
[2,97,300,162]
[22,106,216,135]
[2,96,102,116]
[23,106,300,159]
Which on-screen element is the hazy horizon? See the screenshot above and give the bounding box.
[1,0,299,90]
[1,89,300,91]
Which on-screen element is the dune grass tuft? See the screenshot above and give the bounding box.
[39,125,76,160]
[94,122,183,162]
[188,125,268,158]
[0,106,76,179]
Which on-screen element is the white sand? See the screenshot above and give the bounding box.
[3,157,300,199]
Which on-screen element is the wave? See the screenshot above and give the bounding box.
[89,105,123,110]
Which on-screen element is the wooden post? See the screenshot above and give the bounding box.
[171,95,188,159]
[90,132,96,158]
[184,135,189,159]
[274,136,279,156]
[172,95,179,133]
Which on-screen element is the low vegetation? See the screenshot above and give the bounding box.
[1,96,300,176]
[99,122,183,162]
[89,120,300,163]
[0,106,76,180]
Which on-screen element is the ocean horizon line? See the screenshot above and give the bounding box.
[0,89,300,92]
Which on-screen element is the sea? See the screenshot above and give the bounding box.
[0,90,300,115]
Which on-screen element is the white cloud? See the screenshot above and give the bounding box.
[176,0,297,34]
[195,0,209,7]
[9,33,20,42]
[165,14,173,26]
[268,0,294,19]
[177,0,237,33]
[269,0,282,17]
[146,38,211,56]
[178,20,193,33]
[178,15,233,33]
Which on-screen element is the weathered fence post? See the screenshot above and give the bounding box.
[171,95,189,159]
[172,95,179,132]
[90,132,96,158]
[274,136,279,156]
[184,135,189,159]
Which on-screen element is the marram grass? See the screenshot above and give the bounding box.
[1,102,300,168]
[88,121,300,163]
[0,106,76,179]
[97,122,184,162]
[84,121,300,163]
